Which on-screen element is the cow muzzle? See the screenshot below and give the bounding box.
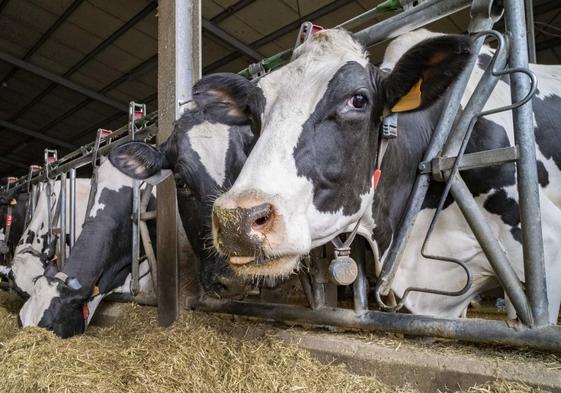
[213,190,310,278]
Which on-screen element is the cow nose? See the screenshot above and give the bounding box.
[248,203,273,230]
[213,202,274,259]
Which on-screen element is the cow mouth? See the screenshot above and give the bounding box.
[228,254,301,277]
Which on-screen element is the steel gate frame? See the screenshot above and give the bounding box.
[0,107,159,302]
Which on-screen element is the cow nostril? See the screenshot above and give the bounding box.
[251,205,273,231]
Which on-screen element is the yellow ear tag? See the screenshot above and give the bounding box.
[91,286,100,297]
[391,79,423,113]
[9,199,16,206]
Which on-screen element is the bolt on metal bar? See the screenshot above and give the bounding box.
[504,0,549,326]
[192,297,561,352]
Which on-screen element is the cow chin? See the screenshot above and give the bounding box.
[229,254,301,279]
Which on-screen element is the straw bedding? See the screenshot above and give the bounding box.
[0,292,550,393]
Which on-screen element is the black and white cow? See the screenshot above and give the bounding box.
[18,158,154,338]
[9,179,91,297]
[109,73,260,296]
[211,29,561,322]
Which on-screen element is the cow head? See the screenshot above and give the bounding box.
[212,29,473,278]
[18,272,89,338]
[110,73,261,296]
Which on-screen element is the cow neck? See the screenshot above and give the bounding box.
[370,98,446,257]
[62,173,134,295]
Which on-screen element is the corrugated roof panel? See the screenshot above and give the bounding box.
[202,32,238,65]
[224,1,298,40]
[203,0,227,19]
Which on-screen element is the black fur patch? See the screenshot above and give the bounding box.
[294,62,379,215]
[533,94,561,172]
[383,35,474,110]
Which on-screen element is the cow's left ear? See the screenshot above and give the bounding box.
[109,141,171,180]
[193,73,261,125]
[381,35,474,113]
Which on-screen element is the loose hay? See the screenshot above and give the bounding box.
[0,292,552,393]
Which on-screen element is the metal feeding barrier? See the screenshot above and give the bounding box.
[0,102,158,300]
[1,0,555,351]
[188,0,561,352]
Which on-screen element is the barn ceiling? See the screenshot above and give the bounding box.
[0,0,559,178]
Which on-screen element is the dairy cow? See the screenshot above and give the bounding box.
[18,158,155,338]
[211,29,561,322]
[9,179,91,296]
[109,73,260,296]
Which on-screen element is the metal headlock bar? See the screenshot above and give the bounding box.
[0,107,158,301]
[0,112,157,195]
[130,101,147,296]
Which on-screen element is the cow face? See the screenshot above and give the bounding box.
[212,29,473,278]
[110,73,260,295]
[19,275,88,338]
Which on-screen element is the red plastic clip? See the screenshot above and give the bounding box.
[98,128,113,138]
[7,177,16,184]
[82,303,89,321]
[373,169,382,190]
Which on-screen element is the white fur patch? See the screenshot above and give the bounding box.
[19,276,60,326]
[189,121,230,187]
[89,157,133,218]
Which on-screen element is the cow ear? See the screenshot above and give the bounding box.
[382,35,474,113]
[109,141,170,180]
[193,73,258,125]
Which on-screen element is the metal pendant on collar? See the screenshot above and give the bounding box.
[329,221,361,286]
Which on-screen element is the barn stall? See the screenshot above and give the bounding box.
[0,0,561,391]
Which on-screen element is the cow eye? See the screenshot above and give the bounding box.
[347,94,368,109]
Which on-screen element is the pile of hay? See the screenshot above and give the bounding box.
[0,292,549,393]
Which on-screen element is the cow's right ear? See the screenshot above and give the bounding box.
[109,141,170,180]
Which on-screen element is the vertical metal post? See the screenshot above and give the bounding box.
[59,172,67,269]
[352,248,368,313]
[157,0,201,326]
[69,168,76,250]
[131,179,140,296]
[524,0,536,63]
[129,102,144,297]
[504,1,548,326]
[30,184,37,222]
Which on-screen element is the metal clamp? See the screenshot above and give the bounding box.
[129,101,147,141]
[294,21,323,48]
